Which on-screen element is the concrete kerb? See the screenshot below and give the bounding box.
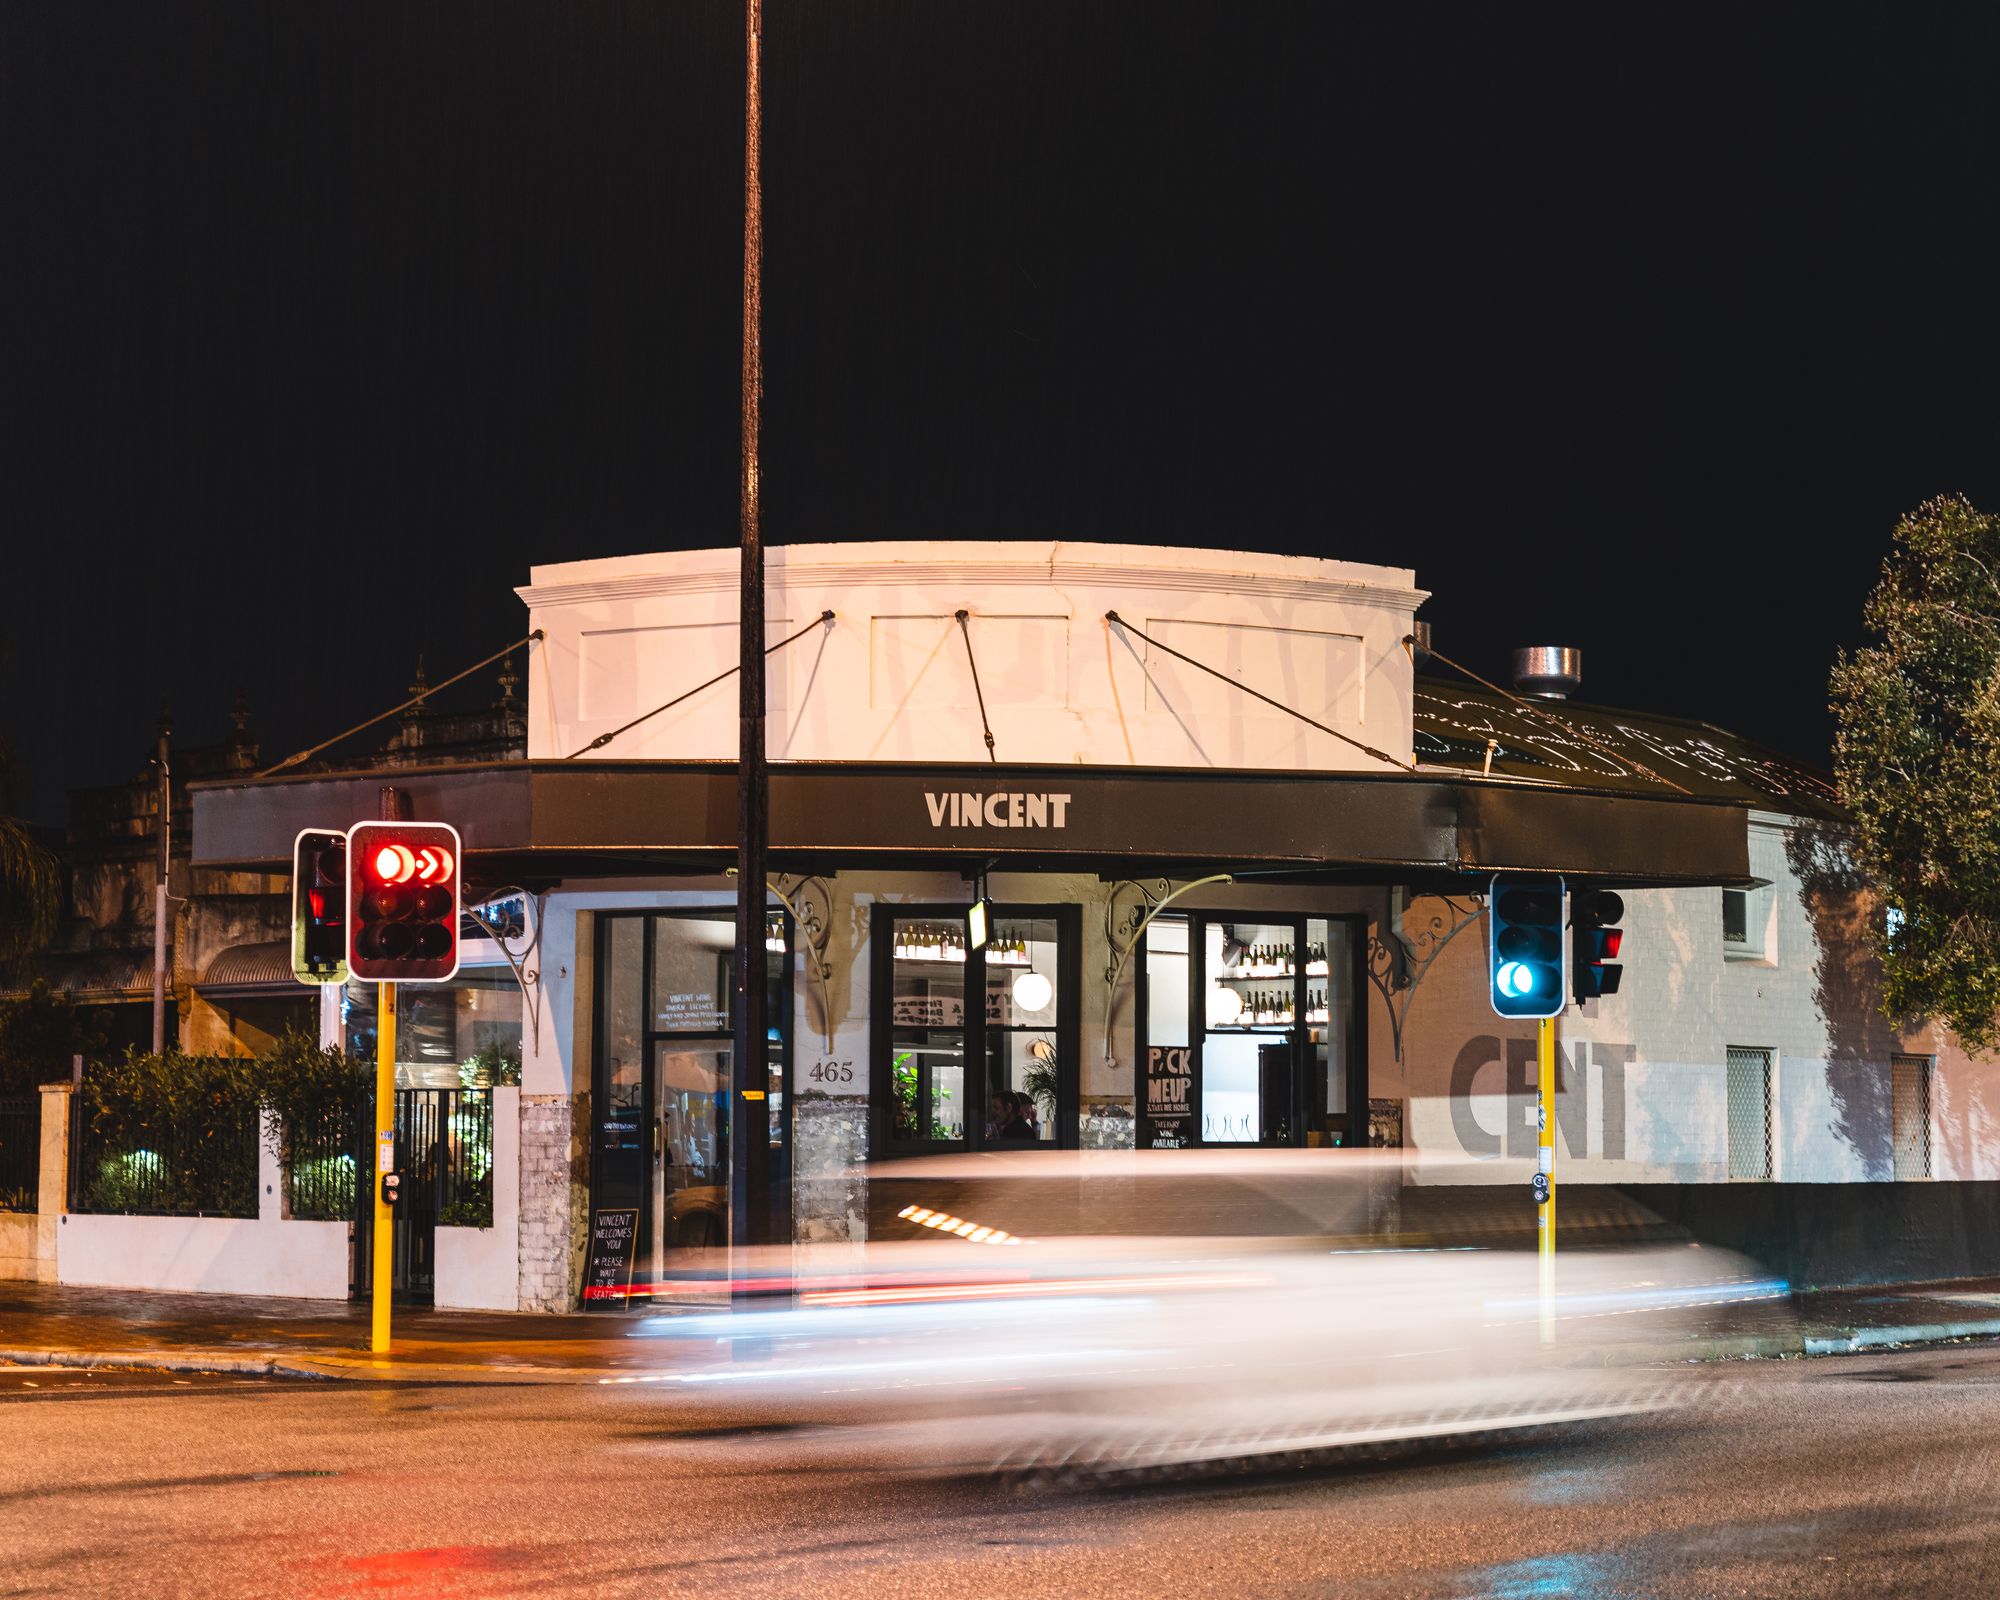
[0,1347,636,1384]
[1800,1317,2000,1356]
[9,1320,1998,1387]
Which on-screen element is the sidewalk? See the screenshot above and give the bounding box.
[4,1275,2000,1384]
[0,1280,698,1383]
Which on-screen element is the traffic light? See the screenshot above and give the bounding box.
[1571,889,1625,1006]
[290,829,349,985]
[345,821,462,983]
[1489,874,1567,1020]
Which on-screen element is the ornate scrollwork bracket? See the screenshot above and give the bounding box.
[1100,873,1234,1066]
[464,886,548,1042]
[1365,888,1487,1065]
[767,874,836,1054]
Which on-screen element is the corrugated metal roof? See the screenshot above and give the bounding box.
[197,939,295,992]
[1413,677,1844,820]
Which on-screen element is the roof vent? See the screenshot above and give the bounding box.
[1512,646,1581,700]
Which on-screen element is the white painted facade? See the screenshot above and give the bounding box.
[516,540,1424,773]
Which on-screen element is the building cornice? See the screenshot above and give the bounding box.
[517,559,1426,614]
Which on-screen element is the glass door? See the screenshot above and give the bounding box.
[653,1043,729,1269]
[1199,918,1303,1145]
[592,910,790,1306]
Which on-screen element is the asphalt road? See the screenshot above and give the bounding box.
[6,1345,2000,1599]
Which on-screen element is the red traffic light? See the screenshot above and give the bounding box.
[291,829,350,985]
[346,821,462,983]
[1571,889,1625,1005]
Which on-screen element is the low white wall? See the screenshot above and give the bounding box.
[56,1108,350,1300]
[57,1212,350,1298]
[434,1086,520,1311]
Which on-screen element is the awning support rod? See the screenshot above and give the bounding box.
[262,631,545,777]
[569,610,833,757]
[955,610,998,763]
[1106,611,1416,773]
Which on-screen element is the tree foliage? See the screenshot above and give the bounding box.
[0,638,61,969]
[1831,494,2000,1053]
[0,979,101,1096]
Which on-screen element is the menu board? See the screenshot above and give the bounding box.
[890,994,964,1027]
[1140,1045,1196,1149]
[583,1207,640,1309]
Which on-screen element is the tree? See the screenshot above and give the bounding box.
[0,639,60,972]
[1831,493,2000,1053]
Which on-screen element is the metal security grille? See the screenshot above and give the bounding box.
[1726,1047,1773,1181]
[1892,1054,1933,1181]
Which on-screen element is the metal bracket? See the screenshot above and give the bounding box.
[1100,873,1234,1066]
[465,886,547,1043]
[1365,889,1487,1065]
[766,874,836,1055]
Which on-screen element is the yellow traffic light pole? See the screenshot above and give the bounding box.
[371,980,396,1355]
[1537,1013,1556,1345]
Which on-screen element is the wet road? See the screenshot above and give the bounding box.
[5,1344,2000,1599]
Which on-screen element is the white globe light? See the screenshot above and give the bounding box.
[1012,970,1054,1013]
[1207,985,1244,1026]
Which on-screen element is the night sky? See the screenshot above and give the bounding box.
[7,3,2000,822]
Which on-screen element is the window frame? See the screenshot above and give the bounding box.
[1136,910,1369,1149]
[869,901,1082,1157]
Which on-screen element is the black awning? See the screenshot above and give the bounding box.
[1414,676,1843,819]
[190,758,1749,889]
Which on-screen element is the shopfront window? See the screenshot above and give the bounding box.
[343,968,523,1089]
[1139,911,1363,1149]
[874,905,1079,1154]
[985,916,1060,1142]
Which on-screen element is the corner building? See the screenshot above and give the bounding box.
[190,540,1982,1311]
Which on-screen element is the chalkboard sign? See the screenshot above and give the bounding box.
[1140,1045,1196,1149]
[583,1207,640,1310]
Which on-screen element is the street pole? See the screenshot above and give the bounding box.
[730,0,769,1274]
[1537,1013,1556,1344]
[150,710,171,1055]
[372,979,396,1355]
[370,784,410,1356]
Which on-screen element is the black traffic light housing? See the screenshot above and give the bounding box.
[346,821,463,983]
[290,829,349,985]
[1571,889,1625,1006]
[1489,874,1568,1020]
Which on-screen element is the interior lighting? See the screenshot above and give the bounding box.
[1207,985,1244,1026]
[1011,970,1053,1013]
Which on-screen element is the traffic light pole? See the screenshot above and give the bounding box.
[372,980,396,1355]
[1537,1013,1556,1345]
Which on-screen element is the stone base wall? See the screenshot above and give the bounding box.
[793,1096,868,1243]
[518,1092,587,1311]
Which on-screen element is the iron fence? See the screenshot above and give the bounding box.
[411,1088,495,1230]
[0,1096,37,1212]
[286,1103,362,1222]
[70,1090,259,1218]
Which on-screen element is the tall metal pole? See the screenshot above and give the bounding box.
[731,0,769,1268]
[372,980,397,1354]
[150,710,172,1054]
[371,785,410,1356]
[1537,1014,1557,1344]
